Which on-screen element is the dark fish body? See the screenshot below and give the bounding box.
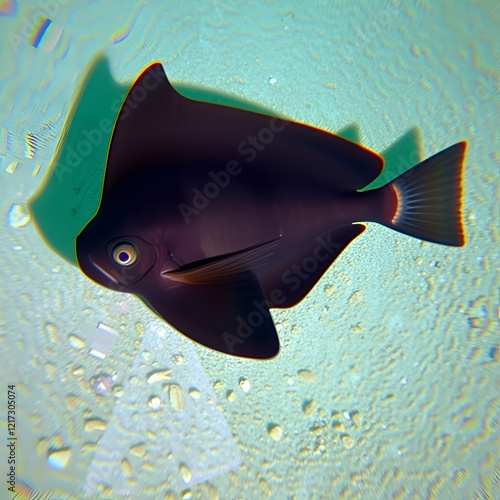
[76,63,466,359]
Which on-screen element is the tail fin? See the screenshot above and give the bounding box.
[385,141,467,247]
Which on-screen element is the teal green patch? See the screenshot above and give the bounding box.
[336,123,362,144]
[359,127,422,191]
[28,55,130,265]
[328,124,422,191]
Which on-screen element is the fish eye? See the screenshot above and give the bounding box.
[112,243,137,266]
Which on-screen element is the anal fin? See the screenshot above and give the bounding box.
[260,224,366,308]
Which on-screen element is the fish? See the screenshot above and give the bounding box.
[71,62,466,360]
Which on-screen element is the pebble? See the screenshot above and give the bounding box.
[47,448,71,469]
[351,323,364,333]
[135,322,145,337]
[71,366,84,377]
[297,369,317,382]
[350,411,363,428]
[148,396,161,409]
[239,378,250,392]
[68,334,86,349]
[348,291,363,307]
[45,323,58,343]
[146,369,172,383]
[100,486,113,497]
[90,374,113,395]
[84,418,107,432]
[303,399,316,417]
[45,362,56,380]
[179,463,192,483]
[268,425,283,441]
[82,443,97,453]
[113,385,124,398]
[65,395,79,410]
[310,426,323,436]
[206,484,219,500]
[7,204,30,227]
[130,443,146,457]
[260,479,271,495]
[6,161,18,173]
[213,381,224,392]
[121,458,132,476]
[173,354,186,365]
[341,434,354,449]
[36,438,48,455]
[332,420,345,431]
[169,384,183,411]
[51,435,63,449]
[188,388,201,399]
[226,390,236,402]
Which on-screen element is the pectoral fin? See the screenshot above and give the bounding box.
[163,237,280,285]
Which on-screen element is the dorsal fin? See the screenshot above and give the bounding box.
[103,63,182,194]
[104,62,384,198]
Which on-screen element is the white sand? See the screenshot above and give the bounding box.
[0,1,498,498]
